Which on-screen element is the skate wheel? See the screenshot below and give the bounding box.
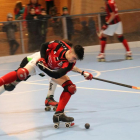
[65,122,70,128]
[54,123,59,129]
[101,59,105,62]
[98,58,105,62]
[126,56,132,60]
[45,106,51,111]
[53,106,57,111]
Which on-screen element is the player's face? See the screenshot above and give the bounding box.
[63,10,68,15]
[31,0,37,4]
[68,49,78,63]
[7,17,13,21]
[41,11,46,15]
[30,9,35,15]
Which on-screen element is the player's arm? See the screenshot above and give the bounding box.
[72,66,82,74]
[72,66,93,80]
[40,42,50,59]
[107,2,116,23]
[40,41,59,59]
[36,61,73,79]
[106,12,115,24]
[102,3,116,30]
[37,42,50,65]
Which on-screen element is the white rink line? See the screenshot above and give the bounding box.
[23,82,49,86]
[0,69,15,71]
[0,65,140,76]
[21,81,88,86]
[69,69,101,77]
[77,87,140,94]
[24,82,140,94]
[1,66,140,96]
[100,66,140,73]
[2,84,140,96]
[27,79,48,83]
[2,88,48,96]
[80,66,140,73]
[85,52,140,55]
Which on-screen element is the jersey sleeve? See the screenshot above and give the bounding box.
[40,41,59,59]
[61,62,75,73]
[37,61,75,79]
[37,62,75,79]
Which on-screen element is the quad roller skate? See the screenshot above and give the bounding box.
[45,95,58,111]
[97,53,105,62]
[53,111,74,129]
[126,51,132,60]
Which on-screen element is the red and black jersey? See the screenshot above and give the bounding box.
[39,40,75,78]
[105,0,121,24]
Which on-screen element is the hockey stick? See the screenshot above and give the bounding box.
[78,71,140,90]
[96,27,103,39]
[92,77,140,90]
[96,30,102,38]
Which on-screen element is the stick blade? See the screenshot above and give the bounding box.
[132,86,140,90]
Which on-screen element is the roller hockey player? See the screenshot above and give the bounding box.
[97,0,132,62]
[0,39,93,128]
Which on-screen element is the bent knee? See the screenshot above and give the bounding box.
[17,68,29,80]
[62,80,76,95]
[118,35,124,42]
[100,36,107,41]
[67,84,76,95]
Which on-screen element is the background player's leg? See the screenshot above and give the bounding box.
[117,35,132,59]
[115,22,132,59]
[117,35,130,51]
[97,33,107,62]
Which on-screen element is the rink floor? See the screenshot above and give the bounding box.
[0,47,140,140]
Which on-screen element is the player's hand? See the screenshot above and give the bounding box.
[102,22,109,30]
[81,71,93,80]
[36,58,47,67]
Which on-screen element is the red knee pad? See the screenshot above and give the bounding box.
[62,80,76,95]
[17,68,29,80]
[67,84,76,95]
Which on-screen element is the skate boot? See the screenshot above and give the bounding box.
[126,51,132,60]
[97,53,105,62]
[45,95,58,111]
[53,111,74,128]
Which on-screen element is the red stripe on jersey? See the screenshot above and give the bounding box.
[105,0,120,24]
